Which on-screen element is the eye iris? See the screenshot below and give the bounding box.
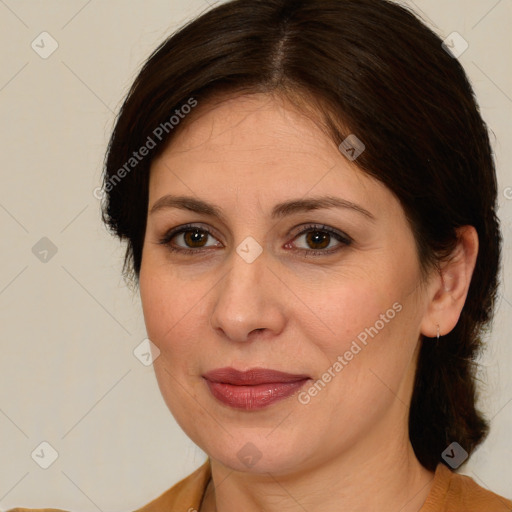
[306,231,330,249]
[184,229,207,248]
[176,228,336,251]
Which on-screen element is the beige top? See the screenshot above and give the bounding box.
[6,460,512,511]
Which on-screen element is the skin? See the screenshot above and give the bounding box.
[138,93,478,512]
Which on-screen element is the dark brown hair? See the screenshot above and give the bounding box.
[101,0,502,471]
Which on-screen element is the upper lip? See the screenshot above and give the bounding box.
[203,367,311,385]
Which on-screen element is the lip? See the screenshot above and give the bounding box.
[202,367,311,410]
[203,367,310,385]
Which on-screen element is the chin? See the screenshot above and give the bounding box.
[202,433,310,475]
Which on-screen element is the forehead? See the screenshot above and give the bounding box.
[147,93,398,222]
[152,94,365,180]
[164,94,331,156]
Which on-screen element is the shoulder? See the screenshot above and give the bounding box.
[447,467,512,511]
[422,463,512,512]
[5,509,67,512]
[4,460,212,512]
[134,458,211,512]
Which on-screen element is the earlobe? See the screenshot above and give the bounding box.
[420,225,479,338]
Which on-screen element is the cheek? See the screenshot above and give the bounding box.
[139,263,181,347]
[139,268,208,420]
[315,280,421,397]
[303,273,401,355]
[139,263,211,367]
[139,270,167,347]
[298,258,421,394]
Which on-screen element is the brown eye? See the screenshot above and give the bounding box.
[182,229,209,248]
[304,230,331,250]
[287,224,352,256]
[158,224,222,254]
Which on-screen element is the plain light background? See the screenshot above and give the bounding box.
[0,0,511,510]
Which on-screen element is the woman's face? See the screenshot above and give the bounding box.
[139,93,433,475]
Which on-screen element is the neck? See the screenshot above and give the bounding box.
[200,432,435,512]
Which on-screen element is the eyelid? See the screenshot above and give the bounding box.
[158,223,223,249]
[289,223,353,244]
[158,222,353,255]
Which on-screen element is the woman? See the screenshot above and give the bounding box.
[8,0,511,510]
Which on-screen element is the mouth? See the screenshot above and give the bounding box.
[202,367,311,410]
[203,367,311,385]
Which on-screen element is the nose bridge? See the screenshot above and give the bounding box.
[222,239,268,309]
[209,237,284,341]
[223,229,268,290]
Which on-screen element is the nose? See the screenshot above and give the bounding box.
[209,244,287,343]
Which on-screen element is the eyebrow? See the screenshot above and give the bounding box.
[149,194,376,221]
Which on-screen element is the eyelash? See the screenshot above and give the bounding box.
[157,223,353,257]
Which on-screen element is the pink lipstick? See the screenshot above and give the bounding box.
[203,367,311,410]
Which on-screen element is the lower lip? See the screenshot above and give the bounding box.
[204,379,310,410]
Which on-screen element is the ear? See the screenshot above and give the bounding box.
[420,225,479,338]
